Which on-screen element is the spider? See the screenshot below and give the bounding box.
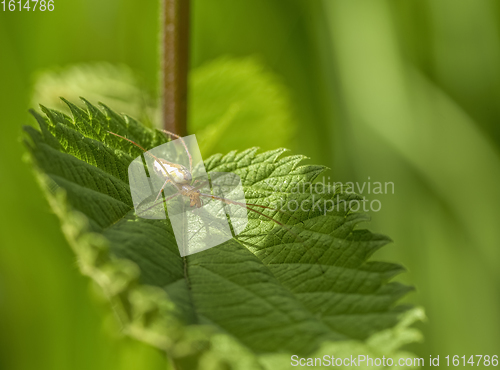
[107,130,324,265]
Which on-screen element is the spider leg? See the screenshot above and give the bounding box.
[107,131,183,192]
[137,191,181,216]
[161,130,193,174]
[198,193,304,242]
[191,172,240,192]
[155,178,172,201]
[242,200,303,224]
[188,178,208,191]
[198,183,303,223]
[192,178,206,186]
[198,192,325,274]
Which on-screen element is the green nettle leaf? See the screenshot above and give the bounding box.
[24,99,423,370]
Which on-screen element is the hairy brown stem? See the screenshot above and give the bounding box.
[160,0,189,135]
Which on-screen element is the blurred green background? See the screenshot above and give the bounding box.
[1,0,499,369]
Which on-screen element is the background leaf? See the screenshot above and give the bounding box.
[30,57,298,159]
[31,63,157,128]
[190,57,296,156]
[4,0,497,367]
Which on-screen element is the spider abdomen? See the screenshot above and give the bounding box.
[153,158,192,184]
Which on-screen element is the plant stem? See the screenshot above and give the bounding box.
[160,0,189,135]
